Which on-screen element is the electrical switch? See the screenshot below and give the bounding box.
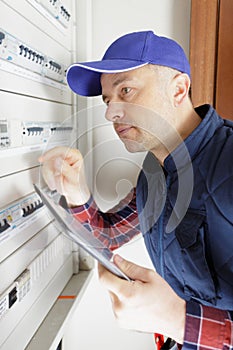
[23,47,29,57]
[32,51,36,61]
[22,205,32,217]
[8,287,17,308]
[0,218,10,234]
[60,6,70,21]
[35,200,43,210]
[19,44,24,55]
[0,31,5,45]
[26,126,43,136]
[22,199,43,217]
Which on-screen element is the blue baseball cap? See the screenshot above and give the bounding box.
[66,30,190,97]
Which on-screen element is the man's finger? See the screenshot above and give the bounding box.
[38,146,81,164]
[113,254,153,283]
[98,262,129,296]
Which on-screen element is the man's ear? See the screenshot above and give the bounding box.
[172,73,190,107]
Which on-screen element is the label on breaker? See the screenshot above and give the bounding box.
[0,120,10,147]
[15,269,31,302]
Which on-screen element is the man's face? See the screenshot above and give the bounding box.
[101,65,173,154]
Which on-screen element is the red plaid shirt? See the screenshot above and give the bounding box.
[184,300,233,350]
[71,189,140,250]
[71,191,233,349]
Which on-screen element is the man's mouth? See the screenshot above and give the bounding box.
[115,125,134,137]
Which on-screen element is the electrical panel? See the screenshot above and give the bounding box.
[0,0,79,348]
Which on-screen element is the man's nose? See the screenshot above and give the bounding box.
[105,101,125,122]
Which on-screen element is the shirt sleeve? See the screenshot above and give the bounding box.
[70,188,140,250]
[183,300,233,349]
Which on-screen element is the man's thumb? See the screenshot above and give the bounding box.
[114,254,152,282]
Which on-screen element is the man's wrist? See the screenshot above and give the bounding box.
[171,297,185,344]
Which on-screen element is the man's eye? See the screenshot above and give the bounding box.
[122,87,131,95]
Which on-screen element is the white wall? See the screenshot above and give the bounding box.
[63,1,191,349]
[92,0,190,58]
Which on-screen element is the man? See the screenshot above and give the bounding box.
[39,31,233,349]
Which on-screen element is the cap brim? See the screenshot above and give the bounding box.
[66,60,148,96]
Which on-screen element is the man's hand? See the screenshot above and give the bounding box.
[98,255,185,344]
[38,146,90,207]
